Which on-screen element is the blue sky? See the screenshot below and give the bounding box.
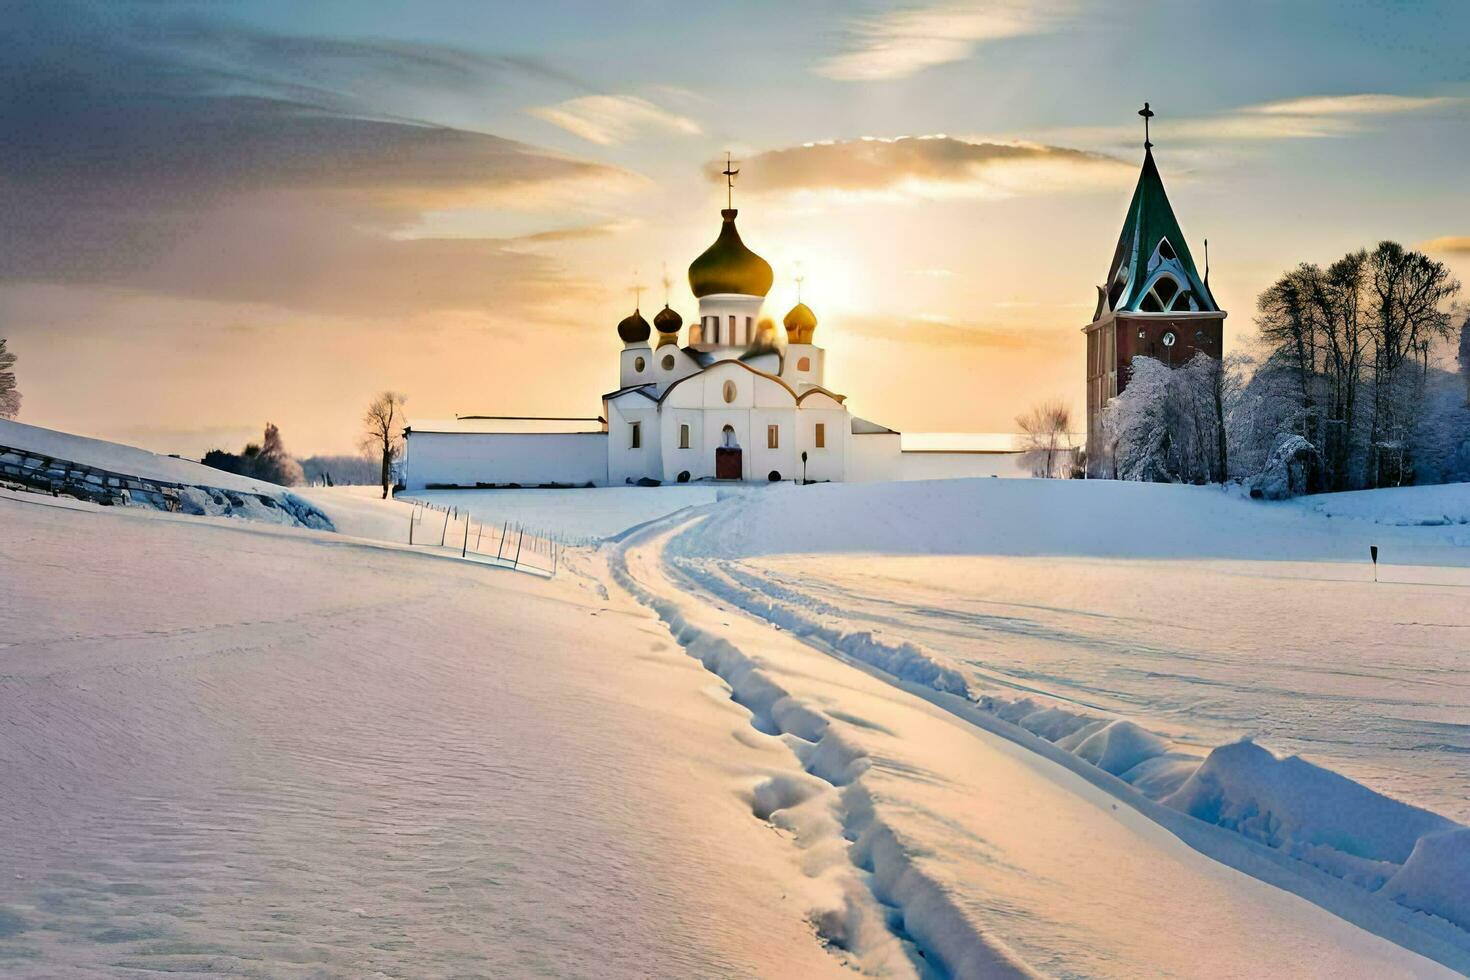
[2,0,1466,453]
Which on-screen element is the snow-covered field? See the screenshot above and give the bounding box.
[6,461,1469,977]
[0,491,858,978]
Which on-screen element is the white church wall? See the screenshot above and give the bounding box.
[796,408,849,482]
[748,407,798,482]
[606,397,662,485]
[652,346,701,394]
[660,407,707,482]
[403,432,607,489]
[619,345,652,390]
[782,345,824,388]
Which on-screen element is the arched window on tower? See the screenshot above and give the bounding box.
[1140,273,1182,313]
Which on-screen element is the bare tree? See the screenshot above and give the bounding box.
[361,391,406,499]
[1016,399,1074,478]
[0,339,20,420]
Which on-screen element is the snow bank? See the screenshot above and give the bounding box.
[677,477,1470,565]
[0,419,332,529]
[1383,830,1470,930]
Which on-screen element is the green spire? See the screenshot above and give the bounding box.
[1103,146,1219,315]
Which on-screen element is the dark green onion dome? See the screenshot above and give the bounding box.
[617,309,651,344]
[782,302,817,344]
[688,209,773,298]
[653,304,683,334]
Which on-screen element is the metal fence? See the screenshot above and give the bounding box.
[403,499,563,578]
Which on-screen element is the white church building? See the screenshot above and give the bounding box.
[402,203,1029,489]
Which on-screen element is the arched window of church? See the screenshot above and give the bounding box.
[1157,238,1177,261]
[661,353,675,370]
[634,356,645,372]
[797,356,811,372]
[722,379,737,403]
[728,315,736,341]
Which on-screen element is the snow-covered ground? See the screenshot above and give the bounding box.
[7,462,1469,976]
[0,490,858,978]
[612,513,1466,977]
[654,476,1470,967]
[401,485,724,543]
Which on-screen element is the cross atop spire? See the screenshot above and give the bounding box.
[721,151,740,210]
[795,268,805,303]
[661,262,671,306]
[631,276,645,311]
[1139,101,1155,150]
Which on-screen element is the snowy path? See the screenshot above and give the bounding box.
[0,493,856,978]
[612,513,1465,978]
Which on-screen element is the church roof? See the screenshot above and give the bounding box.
[688,209,773,298]
[1102,148,1218,315]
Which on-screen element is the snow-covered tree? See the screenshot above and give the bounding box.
[1103,354,1241,485]
[0,339,20,420]
[1458,314,1470,406]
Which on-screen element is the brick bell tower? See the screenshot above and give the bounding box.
[1084,103,1226,478]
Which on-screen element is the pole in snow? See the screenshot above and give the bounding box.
[495,521,509,561]
[475,523,483,549]
[462,515,470,558]
[408,509,414,545]
[513,525,524,568]
[1370,545,1378,582]
[440,508,450,546]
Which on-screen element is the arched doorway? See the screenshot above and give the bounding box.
[716,424,742,480]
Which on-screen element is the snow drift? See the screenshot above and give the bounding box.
[0,419,332,529]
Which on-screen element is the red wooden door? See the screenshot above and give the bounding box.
[715,447,742,480]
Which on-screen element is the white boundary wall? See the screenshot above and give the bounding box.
[405,432,608,489]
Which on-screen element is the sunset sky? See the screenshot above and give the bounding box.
[4,0,1469,456]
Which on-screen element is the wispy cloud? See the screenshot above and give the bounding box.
[528,94,702,145]
[815,0,1073,81]
[720,135,1128,202]
[842,314,1062,349]
[1420,236,1470,254]
[1045,92,1465,146]
[0,3,634,318]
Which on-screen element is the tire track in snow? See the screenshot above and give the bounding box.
[608,516,1040,980]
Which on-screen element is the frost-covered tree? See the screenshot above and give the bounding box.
[1250,242,1460,491]
[1016,400,1074,478]
[362,391,406,499]
[0,339,20,420]
[1104,354,1242,485]
[201,423,304,486]
[1365,242,1459,486]
[254,423,305,486]
[1458,314,1470,406]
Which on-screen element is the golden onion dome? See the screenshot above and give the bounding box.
[783,302,817,343]
[688,209,773,298]
[617,309,651,344]
[653,304,683,333]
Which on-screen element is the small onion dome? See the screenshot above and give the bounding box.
[688,209,774,298]
[783,302,817,344]
[653,304,683,334]
[617,308,651,345]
